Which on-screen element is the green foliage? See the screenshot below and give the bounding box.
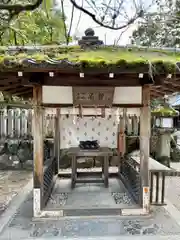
[151,99,164,109]
[131,0,180,47]
[0,0,68,46]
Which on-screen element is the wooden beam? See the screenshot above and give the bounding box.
[0,102,32,109]
[0,77,20,85]
[7,87,29,94]
[154,89,172,95]
[42,103,143,108]
[150,89,165,97]
[0,83,21,91]
[164,80,180,87]
[153,86,174,93]
[140,85,151,213]
[14,89,32,96]
[1,71,180,89]
[163,84,180,92]
[43,77,142,87]
[33,85,44,217]
[0,102,144,109]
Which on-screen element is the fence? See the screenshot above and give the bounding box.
[0,108,56,140]
[0,107,140,140]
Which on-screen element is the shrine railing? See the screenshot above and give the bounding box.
[120,157,141,204]
[120,155,173,206]
[43,157,56,207]
[150,171,166,206]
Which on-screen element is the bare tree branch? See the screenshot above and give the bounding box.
[61,0,75,45]
[74,0,84,33]
[60,0,68,44]
[69,0,145,30]
[67,3,75,44]
[114,25,130,45]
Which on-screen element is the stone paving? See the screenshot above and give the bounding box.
[0,170,32,215]
[1,186,180,239]
[46,178,137,210]
[165,176,180,211]
[1,169,180,239]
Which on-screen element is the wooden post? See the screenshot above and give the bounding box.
[54,108,60,174]
[120,108,127,156]
[33,86,44,217]
[118,108,127,172]
[140,85,151,213]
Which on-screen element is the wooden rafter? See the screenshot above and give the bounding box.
[7,87,28,94]
[153,87,173,95]
[14,89,32,96]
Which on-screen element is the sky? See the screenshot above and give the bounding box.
[56,0,141,45]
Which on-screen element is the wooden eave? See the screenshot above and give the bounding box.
[0,70,180,100]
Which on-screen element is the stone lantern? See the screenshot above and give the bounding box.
[152,98,179,167]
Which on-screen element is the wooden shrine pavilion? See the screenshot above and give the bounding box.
[0,44,179,217]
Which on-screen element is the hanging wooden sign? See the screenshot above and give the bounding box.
[73,87,114,105]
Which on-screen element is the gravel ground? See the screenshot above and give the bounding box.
[0,170,32,215]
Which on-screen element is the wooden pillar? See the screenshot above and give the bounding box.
[33,86,44,217]
[54,108,60,174]
[118,109,126,155]
[118,109,127,172]
[140,85,151,213]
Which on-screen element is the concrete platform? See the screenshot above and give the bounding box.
[44,178,139,216]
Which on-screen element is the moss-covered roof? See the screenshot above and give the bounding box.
[0,46,180,73]
[151,106,179,117]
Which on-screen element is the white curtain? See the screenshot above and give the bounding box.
[60,116,118,149]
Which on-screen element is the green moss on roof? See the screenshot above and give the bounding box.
[0,46,180,72]
[151,106,179,117]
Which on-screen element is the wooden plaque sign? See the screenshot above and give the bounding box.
[73,87,114,105]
